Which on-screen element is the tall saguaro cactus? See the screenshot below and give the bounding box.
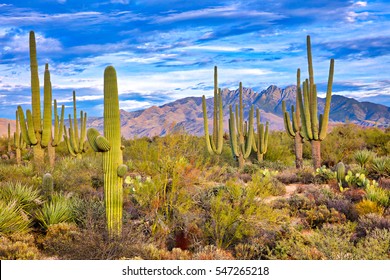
[7,123,11,153]
[48,99,65,166]
[18,36,54,168]
[202,66,224,155]
[87,66,127,237]
[282,69,304,169]
[253,109,269,161]
[228,82,254,168]
[64,91,87,159]
[298,35,334,169]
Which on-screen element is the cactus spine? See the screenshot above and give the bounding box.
[253,109,269,161]
[87,66,127,237]
[228,82,254,167]
[282,69,304,168]
[202,66,224,155]
[63,91,87,159]
[297,35,334,169]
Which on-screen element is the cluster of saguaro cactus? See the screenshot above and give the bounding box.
[49,100,65,166]
[253,109,269,161]
[13,111,26,164]
[282,69,304,169]
[64,91,87,159]
[296,35,334,169]
[87,66,127,237]
[228,82,254,168]
[202,66,224,155]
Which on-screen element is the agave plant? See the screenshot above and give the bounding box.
[354,149,375,169]
[0,182,42,213]
[370,157,390,179]
[35,194,74,230]
[0,200,31,234]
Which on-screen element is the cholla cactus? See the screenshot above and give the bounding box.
[228,82,254,168]
[63,91,87,159]
[87,66,127,237]
[202,66,224,155]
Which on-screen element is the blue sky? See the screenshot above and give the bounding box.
[0,0,389,119]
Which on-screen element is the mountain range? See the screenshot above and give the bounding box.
[1,85,390,138]
[88,85,390,138]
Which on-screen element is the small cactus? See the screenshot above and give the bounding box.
[42,173,54,200]
[252,109,269,161]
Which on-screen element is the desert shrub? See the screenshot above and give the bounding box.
[0,162,41,187]
[296,167,315,184]
[354,229,390,259]
[355,200,384,216]
[354,149,375,168]
[326,198,358,221]
[363,127,390,156]
[35,194,75,230]
[321,124,366,166]
[51,156,102,196]
[314,166,336,184]
[249,169,285,197]
[355,213,390,238]
[193,245,234,260]
[0,200,31,234]
[0,233,40,260]
[132,244,192,260]
[365,184,390,207]
[303,205,346,229]
[343,188,366,203]
[345,171,371,188]
[379,178,390,190]
[40,222,145,260]
[275,168,299,184]
[263,131,294,165]
[286,195,315,216]
[71,197,105,230]
[0,182,41,213]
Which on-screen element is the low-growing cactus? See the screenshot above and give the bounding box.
[87,66,127,237]
[42,173,54,200]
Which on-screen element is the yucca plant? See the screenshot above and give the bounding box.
[0,182,41,213]
[0,201,31,234]
[354,149,375,169]
[35,194,74,231]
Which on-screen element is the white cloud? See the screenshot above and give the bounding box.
[119,100,151,111]
[3,32,62,53]
[354,1,367,7]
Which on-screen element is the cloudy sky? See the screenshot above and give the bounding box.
[0,0,389,119]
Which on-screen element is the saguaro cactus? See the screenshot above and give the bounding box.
[252,109,269,161]
[7,123,11,153]
[63,91,87,159]
[48,99,65,166]
[13,111,22,164]
[228,82,254,168]
[202,66,224,155]
[298,35,334,169]
[87,66,127,237]
[282,69,304,169]
[18,32,54,168]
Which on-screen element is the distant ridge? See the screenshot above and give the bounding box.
[1,85,389,138]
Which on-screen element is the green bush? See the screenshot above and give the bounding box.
[0,201,31,234]
[0,182,41,213]
[0,233,40,260]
